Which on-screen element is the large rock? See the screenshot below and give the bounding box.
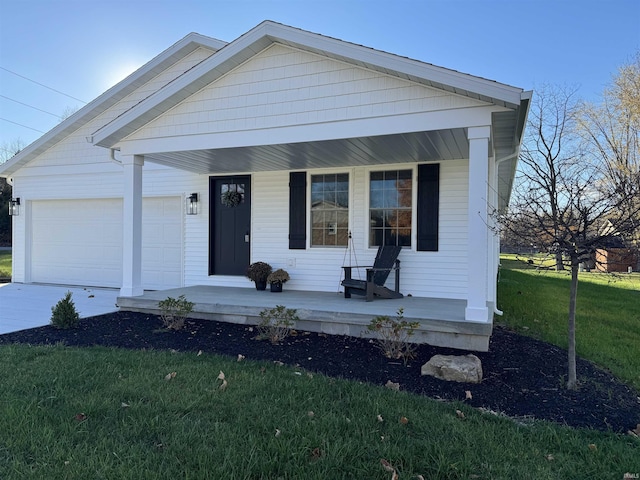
[421,354,483,383]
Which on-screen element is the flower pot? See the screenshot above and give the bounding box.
[255,280,267,291]
[270,282,283,293]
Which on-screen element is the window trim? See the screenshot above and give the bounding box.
[365,164,417,250]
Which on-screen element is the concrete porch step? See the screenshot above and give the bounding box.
[117,286,493,351]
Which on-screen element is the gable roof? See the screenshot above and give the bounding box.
[0,33,227,177]
[91,20,527,149]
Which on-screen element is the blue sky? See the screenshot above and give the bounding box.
[0,0,638,151]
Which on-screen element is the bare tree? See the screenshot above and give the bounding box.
[504,84,640,390]
[578,51,640,248]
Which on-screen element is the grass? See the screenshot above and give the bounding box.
[497,254,640,390]
[0,250,10,277]
[0,344,638,479]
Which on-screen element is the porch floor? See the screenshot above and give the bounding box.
[117,286,493,351]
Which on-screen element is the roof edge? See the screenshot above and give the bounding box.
[0,32,228,177]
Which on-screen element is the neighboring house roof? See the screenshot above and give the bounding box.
[0,33,227,178]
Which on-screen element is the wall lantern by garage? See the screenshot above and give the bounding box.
[186,193,199,215]
[8,198,20,216]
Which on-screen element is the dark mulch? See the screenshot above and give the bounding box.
[1,311,638,433]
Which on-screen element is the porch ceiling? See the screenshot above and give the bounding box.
[141,128,470,174]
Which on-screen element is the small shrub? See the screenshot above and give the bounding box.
[158,295,194,331]
[257,305,298,344]
[366,308,420,365]
[51,291,80,329]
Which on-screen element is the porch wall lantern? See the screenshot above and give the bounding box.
[8,198,20,216]
[186,193,199,215]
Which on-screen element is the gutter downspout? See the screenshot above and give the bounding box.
[492,149,521,316]
[109,148,123,166]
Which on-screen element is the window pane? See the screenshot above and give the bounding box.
[311,173,349,247]
[369,170,412,247]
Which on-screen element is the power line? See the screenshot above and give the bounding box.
[0,117,45,133]
[0,94,61,118]
[0,66,87,104]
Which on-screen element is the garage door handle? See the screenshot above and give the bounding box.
[245,232,250,243]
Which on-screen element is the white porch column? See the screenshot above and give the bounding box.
[466,126,491,322]
[120,154,144,297]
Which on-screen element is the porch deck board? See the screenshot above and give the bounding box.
[117,286,493,351]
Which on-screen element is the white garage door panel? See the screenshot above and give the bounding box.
[31,198,182,289]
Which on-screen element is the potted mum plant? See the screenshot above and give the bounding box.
[267,268,290,292]
[246,262,273,290]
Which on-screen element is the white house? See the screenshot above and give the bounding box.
[1,21,531,348]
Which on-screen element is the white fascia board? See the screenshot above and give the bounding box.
[92,21,526,149]
[0,33,227,178]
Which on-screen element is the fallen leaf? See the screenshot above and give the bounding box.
[275,428,281,437]
[416,476,425,480]
[456,409,465,419]
[632,424,640,436]
[465,390,473,400]
[164,372,177,381]
[391,471,398,480]
[237,354,245,362]
[217,371,225,381]
[88,294,94,298]
[74,413,87,422]
[385,380,400,391]
[588,443,597,451]
[247,326,254,332]
[380,459,395,473]
[399,416,409,424]
[260,367,267,374]
[170,349,178,354]
[219,379,228,391]
[307,372,314,378]
[310,447,323,460]
[274,361,284,367]
[308,411,315,418]
[294,372,302,376]
[121,402,130,408]
[377,414,384,422]
[546,454,554,461]
[197,350,203,356]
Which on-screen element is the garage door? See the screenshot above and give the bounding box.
[30,197,182,289]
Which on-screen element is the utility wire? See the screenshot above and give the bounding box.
[0,66,87,104]
[0,117,45,133]
[0,94,61,118]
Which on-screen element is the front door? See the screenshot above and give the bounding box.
[209,176,251,275]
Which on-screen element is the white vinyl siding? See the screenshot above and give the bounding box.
[125,44,487,142]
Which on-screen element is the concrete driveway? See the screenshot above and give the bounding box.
[0,283,120,334]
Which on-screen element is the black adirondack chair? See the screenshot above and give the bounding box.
[341,245,403,301]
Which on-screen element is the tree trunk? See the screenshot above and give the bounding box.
[555,251,565,271]
[567,256,579,390]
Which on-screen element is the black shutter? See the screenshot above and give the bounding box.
[417,163,439,251]
[289,171,307,249]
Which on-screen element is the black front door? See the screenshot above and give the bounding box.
[209,176,251,275]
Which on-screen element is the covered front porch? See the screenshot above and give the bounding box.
[116,286,493,351]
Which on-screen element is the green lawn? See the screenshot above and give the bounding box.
[0,253,638,478]
[0,345,638,479]
[0,250,10,277]
[497,254,640,390]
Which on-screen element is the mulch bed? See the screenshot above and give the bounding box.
[1,311,638,433]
